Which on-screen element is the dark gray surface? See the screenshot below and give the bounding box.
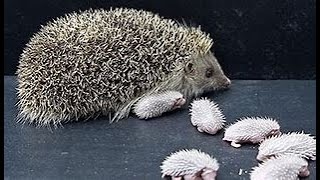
[4,76,316,180]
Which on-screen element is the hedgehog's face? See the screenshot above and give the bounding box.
[298,165,310,177]
[184,51,231,93]
[256,148,280,162]
[256,153,275,162]
[201,168,217,180]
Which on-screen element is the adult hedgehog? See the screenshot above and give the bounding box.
[16,8,231,127]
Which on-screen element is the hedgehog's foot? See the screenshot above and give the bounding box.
[197,127,204,132]
[310,156,316,161]
[231,141,241,148]
[183,174,202,180]
[111,99,139,122]
[205,129,218,135]
[201,170,217,180]
[171,176,182,180]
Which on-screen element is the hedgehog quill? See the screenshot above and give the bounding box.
[160,149,219,180]
[133,91,186,119]
[223,117,280,148]
[250,155,310,180]
[189,98,226,135]
[16,8,231,127]
[257,131,316,161]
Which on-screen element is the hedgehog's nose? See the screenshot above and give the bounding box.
[225,78,231,87]
[256,154,265,162]
[300,168,310,177]
[221,77,231,89]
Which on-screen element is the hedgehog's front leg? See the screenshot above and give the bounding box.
[133,91,186,119]
[183,174,202,180]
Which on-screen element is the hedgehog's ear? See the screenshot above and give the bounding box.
[185,62,194,74]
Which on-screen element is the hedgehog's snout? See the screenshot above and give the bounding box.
[218,77,231,89]
[256,154,267,162]
[257,154,275,162]
[299,166,310,177]
[201,169,217,180]
[172,97,186,110]
[224,78,231,88]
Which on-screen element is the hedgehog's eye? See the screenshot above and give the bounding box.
[205,68,214,78]
[185,62,194,73]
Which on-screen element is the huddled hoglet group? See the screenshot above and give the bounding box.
[159,92,315,180]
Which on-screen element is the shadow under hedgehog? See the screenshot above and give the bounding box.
[16,7,231,128]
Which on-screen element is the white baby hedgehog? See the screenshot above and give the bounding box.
[133,91,186,119]
[160,149,219,180]
[257,131,316,161]
[250,155,310,180]
[189,98,226,135]
[223,117,280,148]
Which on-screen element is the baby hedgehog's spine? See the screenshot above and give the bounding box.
[189,98,226,135]
[257,131,316,161]
[160,149,219,180]
[133,91,186,119]
[250,155,310,180]
[222,117,280,148]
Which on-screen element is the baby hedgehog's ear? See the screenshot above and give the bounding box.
[185,62,194,74]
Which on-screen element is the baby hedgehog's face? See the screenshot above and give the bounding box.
[184,51,231,93]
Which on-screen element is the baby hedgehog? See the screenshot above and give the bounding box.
[16,7,231,127]
[223,117,280,148]
[189,98,226,134]
[250,155,310,180]
[133,91,186,119]
[257,131,316,161]
[160,149,219,180]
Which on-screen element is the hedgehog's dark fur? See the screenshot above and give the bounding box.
[16,7,231,127]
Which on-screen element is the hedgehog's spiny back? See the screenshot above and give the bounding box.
[16,8,213,126]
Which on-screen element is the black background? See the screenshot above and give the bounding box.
[4,0,316,79]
